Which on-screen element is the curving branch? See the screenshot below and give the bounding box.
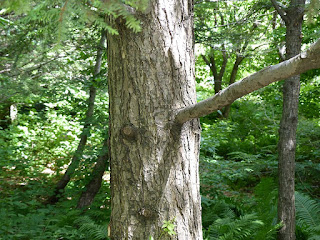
[174,38,320,124]
[271,0,289,23]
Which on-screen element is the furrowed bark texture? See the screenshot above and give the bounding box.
[277,1,305,240]
[107,1,202,239]
[48,32,106,204]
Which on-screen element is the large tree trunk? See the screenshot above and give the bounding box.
[48,31,106,204]
[107,1,202,239]
[272,1,305,239]
[106,0,320,237]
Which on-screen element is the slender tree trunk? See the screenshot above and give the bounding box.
[222,55,244,118]
[77,138,109,209]
[273,1,305,239]
[201,47,228,94]
[222,22,256,118]
[0,103,11,129]
[201,15,227,95]
[107,1,202,239]
[48,31,106,204]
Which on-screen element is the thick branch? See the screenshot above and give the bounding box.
[271,0,289,23]
[175,39,320,124]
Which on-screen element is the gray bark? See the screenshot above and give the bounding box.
[106,0,320,238]
[273,1,306,239]
[107,1,202,239]
[48,31,106,204]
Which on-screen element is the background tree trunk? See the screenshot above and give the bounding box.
[222,55,244,118]
[201,46,228,95]
[272,1,305,239]
[0,103,11,129]
[77,138,109,209]
[48,31,106,204]
[107,1,202,239]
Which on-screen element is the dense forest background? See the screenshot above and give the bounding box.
[0,0,320,239]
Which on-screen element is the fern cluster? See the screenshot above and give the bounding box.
[75,216,108,240]
[0,185,111,240]
[295,192,320,240]
[202,177,320,240]
[202,178,280,240]
[202,196,273,240]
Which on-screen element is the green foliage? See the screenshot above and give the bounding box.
[300,77,320,119]
[194,0,275,97]
[295,192,320,239]
[296,118,320,162]
[253,178,281,240]
[0,185,80,239]
[204,213,264,240]
[202,192,280,240]
[148,218,177,240]
[202,197,236,229]
[160,218,177,237]
[195,0,272,48]
[200,105,280,196]
[75,216,109,240]
[199,97,280,158]
[0,193,110,240]
[0,109,80,176]
[201,178,280,240]
[1,0,145,38]
[306,0,320,24]
[200,155,277,198]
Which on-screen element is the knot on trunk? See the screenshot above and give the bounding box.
[138,207,157,219]
[121,124,138,140]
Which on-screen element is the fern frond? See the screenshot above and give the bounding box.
[207,213,264,240]
[295,191,320,228]
[309,235,320,240]
[75,215,108,240]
